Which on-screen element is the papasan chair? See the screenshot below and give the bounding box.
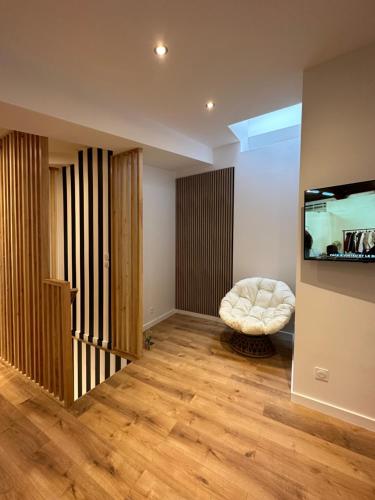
[219,277,295,357]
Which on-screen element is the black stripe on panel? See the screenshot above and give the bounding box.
[95,345,100,386]
[62,167,68,282]
[77,340,82,398]
[115,355,121,372]
[105,351,110,379]
[70,165,77,335]
[86,343,91,393]
[88,148,94,340]
[230,168,234,287]
[108,151,113,349]
[97,149,104,345]
[79,151,85,340]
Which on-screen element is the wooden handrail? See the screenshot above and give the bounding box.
[42,279,74,407]
[70,288,78,304]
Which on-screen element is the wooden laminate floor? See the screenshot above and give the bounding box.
[0,313,374,499]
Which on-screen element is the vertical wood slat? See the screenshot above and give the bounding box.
[42,279,73,407]
[176,167,234,317]
[110,148,143,359]
[0,131,72,407]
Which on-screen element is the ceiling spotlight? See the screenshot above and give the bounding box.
[206,101,215,110]
[154,44,168,57]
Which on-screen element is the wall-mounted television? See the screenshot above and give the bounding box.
[304,180,375,262]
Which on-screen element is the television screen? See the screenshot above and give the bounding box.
[304,180,375,262]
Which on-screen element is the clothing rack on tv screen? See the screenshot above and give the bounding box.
[342,228,375,254]
[342,228,375,233]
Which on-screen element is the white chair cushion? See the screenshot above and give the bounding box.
[219,277,295,335]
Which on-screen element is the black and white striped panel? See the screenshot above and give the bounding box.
[62,148,112,349]
[73,339,128,400]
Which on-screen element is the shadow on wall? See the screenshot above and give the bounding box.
[283,315,295,335]
[300,206,375,304]
[301,262,375,303]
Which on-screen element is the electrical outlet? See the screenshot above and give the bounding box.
[149,307,154,315]
[314,367,329,382]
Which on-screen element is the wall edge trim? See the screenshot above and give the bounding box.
[291,390,375,432]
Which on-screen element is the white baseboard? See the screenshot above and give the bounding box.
[143,309,176,331]
[291,390,375,432]
[143,311,373,432]
[143,308,224,331]
[143,311,374,431]
[279,329,294,336]
[175,310,295,333]
[174,309,224,323]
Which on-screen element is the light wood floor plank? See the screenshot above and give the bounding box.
[0,314,374,499]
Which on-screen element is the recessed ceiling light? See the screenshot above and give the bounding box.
[206,101,215,110]
[154,44,168,57]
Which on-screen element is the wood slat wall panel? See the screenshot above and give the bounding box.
[176,167,234,317]
[111,148,143,359]
[0,131,72,406]
[0,132,48,377]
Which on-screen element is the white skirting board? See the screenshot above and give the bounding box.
[144,308,295,335]
[143,309,375,432]
[291,391,375,432]
[143,308,223,331]
[142,309,375,432]
[174,309,294,335]
[143,310,177,331]
[174,309,224,323]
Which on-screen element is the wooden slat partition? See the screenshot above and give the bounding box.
[42,279,73,407]
[0,131,49,382]
[111,148,143,359]
[176,167,234,316]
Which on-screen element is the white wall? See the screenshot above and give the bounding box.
[213,138,300,331]
[293,43,375,431]
[143,165,176,329]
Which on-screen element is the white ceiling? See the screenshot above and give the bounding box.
[0,110,204,170]
[48,137,205,170]
[1,1,375,154]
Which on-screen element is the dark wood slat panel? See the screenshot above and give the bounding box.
[176,168,234,317]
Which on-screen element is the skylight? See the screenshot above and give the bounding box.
[228,103,302,152]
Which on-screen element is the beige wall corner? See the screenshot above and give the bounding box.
[293,43,375,430]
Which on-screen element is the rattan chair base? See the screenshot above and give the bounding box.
[230,332,275,358]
